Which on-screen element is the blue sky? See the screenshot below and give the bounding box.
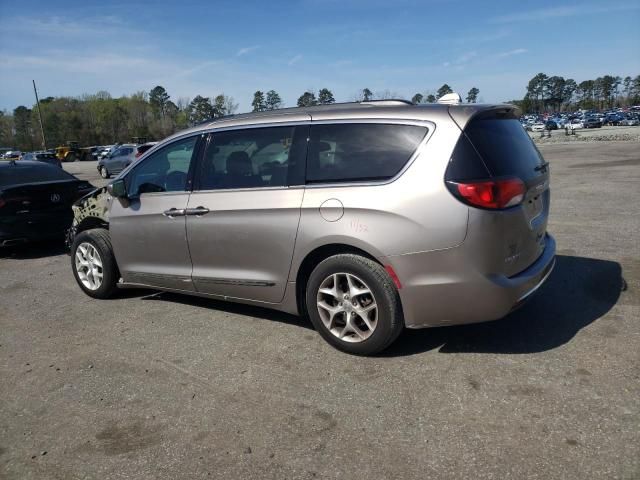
[0,0,639,112]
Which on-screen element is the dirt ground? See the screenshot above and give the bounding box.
[1,141,638,479]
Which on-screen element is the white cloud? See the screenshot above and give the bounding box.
[236,45,260,56]
[496,48,528,58]
[455,51,477,65]
[454,29,512,45]
[491,3,640,23]
[288,54,302,66]
[3,15,128,37]
[329,60,353,67]
[0,52,160,73]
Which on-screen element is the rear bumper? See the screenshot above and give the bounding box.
[387,234,556,328]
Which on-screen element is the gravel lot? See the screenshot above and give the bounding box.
[1,142,639,479]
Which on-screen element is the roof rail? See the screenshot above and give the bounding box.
[361,99,414,106]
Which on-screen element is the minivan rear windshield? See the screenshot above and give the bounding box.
[465,115,545,180]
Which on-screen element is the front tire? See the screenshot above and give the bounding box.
[305,254,404,355]
[71,229,119,299]
[100,166,110,179]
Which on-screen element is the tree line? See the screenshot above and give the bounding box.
[0,87,239,152]
[511,73,640,113]
[1,74,638,151]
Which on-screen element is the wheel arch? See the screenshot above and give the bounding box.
[76,216,109,234]
[294,243,382,318]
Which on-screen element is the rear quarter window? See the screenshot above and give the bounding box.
[306,123,427,183]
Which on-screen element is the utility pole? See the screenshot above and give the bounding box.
[32,80,47,150]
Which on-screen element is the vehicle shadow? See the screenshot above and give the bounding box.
[0,239,68,259]
[382,255,623,357]
[131,255,622,354]
[140,291,313,331]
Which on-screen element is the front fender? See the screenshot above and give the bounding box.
[66,187,112,248]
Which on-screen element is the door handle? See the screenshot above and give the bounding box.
[185,206,210,216]
[163,208,186,217]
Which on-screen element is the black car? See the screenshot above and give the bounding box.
[21,151,63,168]
[583,118,602,128]
[545,120,559,130]
[0,160,95,246]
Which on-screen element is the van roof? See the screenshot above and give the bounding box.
[169,101,518,140]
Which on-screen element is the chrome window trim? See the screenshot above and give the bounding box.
[191,185,305,194]
[192,118,436,192]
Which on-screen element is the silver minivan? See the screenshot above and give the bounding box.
[69,98,555,354]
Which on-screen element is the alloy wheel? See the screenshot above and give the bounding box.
[75,242,104,290]
[316,272,378,343]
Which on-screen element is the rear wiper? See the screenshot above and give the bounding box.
[534,161,550,172]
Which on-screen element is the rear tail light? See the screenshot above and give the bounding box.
[447,177,525,209]
[135,151,142,158]
[0,196,30,209]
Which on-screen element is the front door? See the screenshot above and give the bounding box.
[110,135,200,291]
[186,124,308,303]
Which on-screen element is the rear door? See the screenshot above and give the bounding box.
[110,135,201,290]
[186,124,308,303]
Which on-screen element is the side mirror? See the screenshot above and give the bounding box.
[107,179,127,198]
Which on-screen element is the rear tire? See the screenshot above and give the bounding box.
[305,254,404,355]
[71,229,119,299]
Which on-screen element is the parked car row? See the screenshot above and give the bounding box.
[20,151,63,167]
[0,150,23,160]
[521,108,640,131]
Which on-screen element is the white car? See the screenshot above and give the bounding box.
[567,119,584,130]
[98,146,115,160]
[1,150,22,160]
[620,117,639,126]
[530,123,546,132]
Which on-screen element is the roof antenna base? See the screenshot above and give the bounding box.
[437,93,462,105]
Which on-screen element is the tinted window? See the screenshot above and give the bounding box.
[306,123,427,183]
[137,144,155,155]
[446,134,491,182]
[0,163,74,187]
[125,136,197,196]
[464,115,545,180]
[198,126,306,190]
